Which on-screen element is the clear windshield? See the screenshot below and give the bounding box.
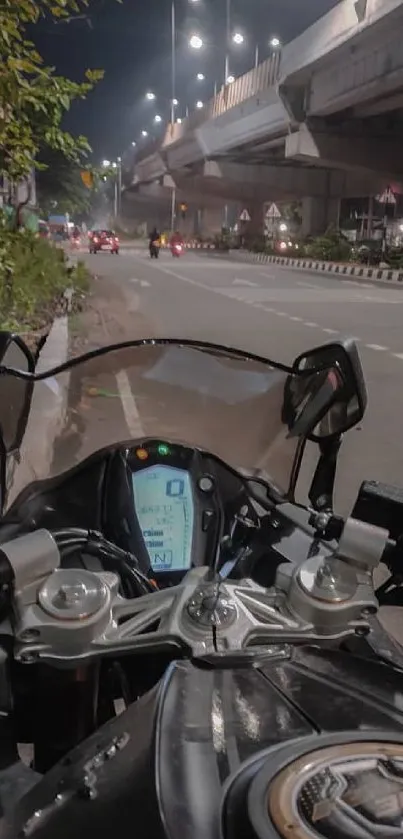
[4,341,299,510]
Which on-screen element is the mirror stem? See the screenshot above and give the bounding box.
[287,436,306,502]
[309,435,342,512]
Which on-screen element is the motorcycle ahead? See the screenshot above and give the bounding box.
[1,333,403,839]
[171,242,184,257]
[149,239,160,258]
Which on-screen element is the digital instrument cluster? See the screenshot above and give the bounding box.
[127,441,221,583]
[132,465,194,573]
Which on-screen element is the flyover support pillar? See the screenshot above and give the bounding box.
[197,207,228,236]
[301,197,340,237]
[239,202,265,243]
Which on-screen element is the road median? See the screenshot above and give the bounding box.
[226,250,403,286]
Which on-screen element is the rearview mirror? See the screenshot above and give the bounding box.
[283,338,367,441]
[0,333,35,454]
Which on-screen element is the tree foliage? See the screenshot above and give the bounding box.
[0,0,104,185]
[36,149,92,216]
[36,151,118,218]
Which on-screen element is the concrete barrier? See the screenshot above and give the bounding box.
[224,250,403,285]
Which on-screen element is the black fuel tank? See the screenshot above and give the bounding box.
[6,646,403,839]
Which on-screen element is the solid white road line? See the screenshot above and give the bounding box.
[115,370,145,438]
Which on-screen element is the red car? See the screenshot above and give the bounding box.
[89,229,119,255]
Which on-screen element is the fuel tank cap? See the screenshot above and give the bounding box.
[247,737,403,839]
[39,568,108,621]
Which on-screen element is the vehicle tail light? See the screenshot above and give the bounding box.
[114,237,119,243]
[93,237,99,243]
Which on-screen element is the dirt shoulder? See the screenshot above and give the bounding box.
[68,269,155,357]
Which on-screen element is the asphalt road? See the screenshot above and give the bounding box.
[77,245,403,518]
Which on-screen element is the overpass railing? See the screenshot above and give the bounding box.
[134,51,281,162]
[211,52,280,117]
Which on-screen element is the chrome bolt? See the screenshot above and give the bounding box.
[20,651,39,664]
[19,629,40,643]
[361,606,377,617]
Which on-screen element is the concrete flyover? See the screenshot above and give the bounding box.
[125,0,403,235]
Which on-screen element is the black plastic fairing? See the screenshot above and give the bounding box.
[8,646,403,839]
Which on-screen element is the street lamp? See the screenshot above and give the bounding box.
[197,72,205,80]
[226,75,235,84]
[279,222,287,232]
[177,117,182,124]
[131,141,136,147]
[172,98,179,106]
[232,32,244,45]
[154,114,162,123]
[102,159,111,168]
[146,91,156,101]
[255,35,282,67]
[196,100,204,109]
[189,34,203,49]
[141,130,148,137]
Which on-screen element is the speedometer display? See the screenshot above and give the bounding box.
[132,465,194,572]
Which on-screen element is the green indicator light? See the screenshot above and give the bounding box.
[158,443,170,456]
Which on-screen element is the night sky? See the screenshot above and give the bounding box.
[34,0,339,162]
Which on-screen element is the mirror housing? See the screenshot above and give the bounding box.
[0,332,35,455]
[284,338,367,441]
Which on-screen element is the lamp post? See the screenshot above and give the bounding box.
[224,0,230,86]
[255,36,281,67]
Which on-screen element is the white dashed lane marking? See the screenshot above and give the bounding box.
[131,255,403,363]
[365,344,388,352]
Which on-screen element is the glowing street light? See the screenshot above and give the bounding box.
[189,34,203,50]
[146,91,156,101]
[141,130,148,137]
[131,141,136,147]
[196,100,204,109]
[102,159,111,167]
[232,32,244,45]
[226,75,235,84]
[112,162,117,169]
[154,114,162,123]
[197,72,205,81]
[270,36,281,48]
[177,117,182,124]
[172,98,179,106]
[279,222,288,232]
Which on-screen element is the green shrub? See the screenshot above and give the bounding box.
[248,235,267,253]
[303,229,352,262]
[213,233,230,251]
[0,221,90,330]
